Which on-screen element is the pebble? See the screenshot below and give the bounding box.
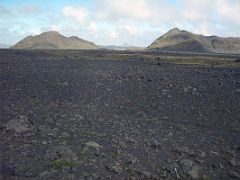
[229,171,240,178]
[229,160,240,167]
[150,140,162,149]
[179,159,200,179]
[219,163,224,170]
[105,162,122,173]
[85,141,102,150]
[4,115,33,133]
[188,165,200,179]
[179,159,194,171]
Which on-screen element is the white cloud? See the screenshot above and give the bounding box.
[216,0,240,25]
[88,22,98,33]
[122,24,138,35]
[30,29,42,35]
[50,24,59,31]
[1,0,240,46]
[58,0,240,46]
[108,31,119,40]
[63,6,88,24]
[94,0,151,21]
[16,5,41,15]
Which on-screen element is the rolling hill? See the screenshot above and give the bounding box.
[11,31,98,50]
[148,28,240,54]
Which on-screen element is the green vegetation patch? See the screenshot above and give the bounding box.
[51,159,78,169]
[221,151,235,161]
[151,54,240,67]
[110,53,240,67]
[234,57,240,63]
[232,127,240,134]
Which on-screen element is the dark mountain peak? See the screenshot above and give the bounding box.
[41,31,60,35]
[11,31,98,49]
[70,35,78,38]
[165,28,192,36]
[39,31,62,38]
[148,28,240,53]
[166,28,181,34]
[70,35,81,40]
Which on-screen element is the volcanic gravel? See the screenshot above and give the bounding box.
[0,50,240,179]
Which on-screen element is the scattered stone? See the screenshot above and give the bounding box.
[61,132,70,138]
[179,159,200,179]
[210,151,219,156]
[219,163,224,170]
[105,162,122,173]
[46,145,77,161]
[127,156,138,165]
[140,170,152,178]
[187,165,200,179]
[38,125,57,137]
[229,171,240,178]
[60,114,67,118]
[4,115,33,133]
[155,168,169,178]
[39,170,58,179]
[83,141,102,156]
[150,140,162,149]
[179,159,194,171]
[199,151,206,158]
[229,160,240,167]
[125,136,137,144]
[85,141,102,150]
[183,86,198,95]
[1,51,240,179]
[175,147,197,157]
[75,114,84,120]
[131,169,153,179]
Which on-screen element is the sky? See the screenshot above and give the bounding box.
[0,0,240,46]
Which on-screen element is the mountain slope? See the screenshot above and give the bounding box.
[11,31,98,50]
[148,28,240,53]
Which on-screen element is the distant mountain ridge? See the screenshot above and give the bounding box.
[98,45,144,51]
[148,28,240,54]
[0,44,9,48]
[11,31,98,50]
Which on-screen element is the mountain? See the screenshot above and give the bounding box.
[99,42,144,51]
[148,28,240,54]
[11,31,98,50]
[98,45,144,51]
[98,45,129,50]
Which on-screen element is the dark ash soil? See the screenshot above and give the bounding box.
[0,49,240,179]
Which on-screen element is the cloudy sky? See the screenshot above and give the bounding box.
[0,0,240,46]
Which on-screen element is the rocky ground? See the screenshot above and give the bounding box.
[0,50,240,179]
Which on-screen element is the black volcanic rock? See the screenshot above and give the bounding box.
[0,49,240,179]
